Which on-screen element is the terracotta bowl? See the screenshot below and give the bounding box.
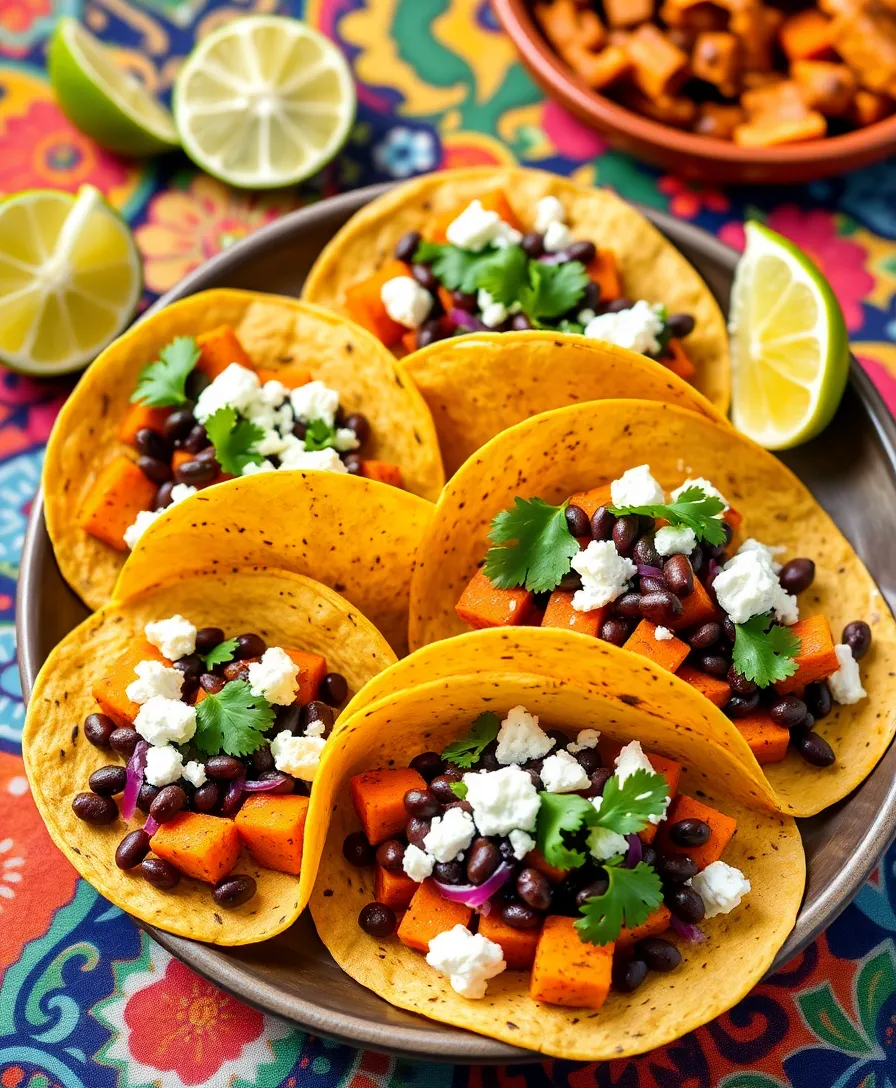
[492,0,896,185]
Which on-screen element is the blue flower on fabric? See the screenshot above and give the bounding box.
[373,126,438,179]
[0,450,42,576]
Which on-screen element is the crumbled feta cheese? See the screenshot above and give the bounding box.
[689,860,751,918]
[380,275,433,329]
[713,550,782,625]
[144,744,185,787]
[774,589,800,627]
[304,717,326,738]
[256,427,290,457]
[567,729,600,754]
[194,363,261,424]
[462,764,540,836]
[169,483,197,505]
[533,195,565,233]
[145,614,197,660]
[279,446,348,474]
[402,843,435,883]
[123,509,161,550]
[476,289,508,329]
[828,643,866,705]
[241,459,276,476]
[577,308,596,326]
[270,730,326,781]
[610,464,665,508]
[125,659,184,705]
[584,300,664,355]
[182,760,207,788]
[445,199,522,252]
[509,829,535,860]
[541,749,590,793]
[290,379,341,427]
[587,823,629,862]
[425,925,506,999]
[570,540,637,613]
[134,695,197,747]
[654,626,674,641]
[614,740,669,824]
[672,476,728,509]
[247,647,299,705]
[495,705,555,765]
[333,427,360,452]
[654,525,697,557]
[543,220,572,253]
[423,807,476,862]
[738,538,786,574]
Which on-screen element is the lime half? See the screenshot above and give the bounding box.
[49,17,178,157]
[173,15,356,189]
[0,186,142,376]
[729,221,849,450]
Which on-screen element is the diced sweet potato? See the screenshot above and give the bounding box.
[735,712,790,764]
[626,24,689,100]
[375,865,418,910]
[677,664,732,708]
[350,767,427,845]
[603,0,652,27]
[663,339,697,381]
[479,910,542,969]
[255,365,311,389]
[692,32,741,97]
[196,325,253,379]
[345,260,411,347]
[79,456,158,551]
[793,60,857,116]
[563,43,631,90]
[639,752,682,844]
[587,251,622,303]
[234,794,309,875]
[724,505,743,531]
[622,89,698,128]
[669,578,719,631]
[360,460,403,488]
[397,880,473,951]
[694,103,746,139]
[151,812,242,884]
[780,8,834,61]
[624,621,690,674]
[92,640,169,728]
[282,648,327,705]
[616,905,672,952]
[171,449,193,475]
[851,89,895,126]
[734,110,827,147]
[530,916,613,1008]
[541,590,607,637]
[118,404,169,448]
[775,614,840,693]
[430,190,522,244]
[656,794,737,871]
[525,847,571,885]
[456,568,536,630]
[731,4,782,70]
[567,483,612,519]
[660,0,729,32]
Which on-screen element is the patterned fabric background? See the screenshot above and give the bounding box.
[2,1,896,1084]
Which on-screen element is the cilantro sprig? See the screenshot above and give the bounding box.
[519,260,589,326]
[200,637,239,670]
[413,241,481,293]
[484,497,579,593]
[441,712,500,769]
[732,612,799,687]
[575,860,664,946]
[536,792,599,869]
[609,485,727,546]
[303,418,338,452]
[132,336,200,408]
[193,680,274,757]
[593,768,668,835]
[204,406,265,476]
[450,781,469,801]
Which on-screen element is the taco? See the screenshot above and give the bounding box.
[23,567,396,945]
[309,663,804,1059]
[407,399,896,817]
[43,287,444,610]
[301,167,730,412]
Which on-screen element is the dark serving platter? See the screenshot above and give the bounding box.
[18,184,896,1063]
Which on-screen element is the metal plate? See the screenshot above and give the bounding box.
[17,185,896,1063]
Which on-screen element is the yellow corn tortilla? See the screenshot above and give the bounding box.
[114,471,433,657]
[404,331,729,477]
[301,167,730,413]
[310,669,804,1060]
[43,287,445,611]
[23,568,396,945]
[407,399,896,817]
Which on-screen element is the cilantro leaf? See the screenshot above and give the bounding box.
[201,637,239,669]
[450,781,469,801]
[413,241,481,293]
[303,418,337,451]
[535,791,600,870]
[441,712,501,769]
[131,336,200,408]
[204,406,265,476]
[193,680,274,757]
[557,319,585,335]
[519,260,589,325]
[609,485,727,546]
[471,245,528,306]
[592,768,669,835]
[732,613,800,687]
[484,497,579,592]
[575,860,664,946]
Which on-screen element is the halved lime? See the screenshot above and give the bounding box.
[173,15,356,190]
[0,186,142,376]
[48,17,178,157]
[729,221,849,450]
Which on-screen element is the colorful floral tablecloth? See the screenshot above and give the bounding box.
[3,2,896,1085]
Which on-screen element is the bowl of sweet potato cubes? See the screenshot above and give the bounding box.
[492,0,896,184]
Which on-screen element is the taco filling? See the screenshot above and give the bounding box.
[73,611,349,909]
[343,705,749,1007]
[78,323,402,553]
[343,191,699,381]
[455,466,871,770]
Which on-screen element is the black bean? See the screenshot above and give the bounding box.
[194,444,218,464]
[583,767,611,798]
[292,419,308,441]
[686,621,721,651]
[575,877,610,908]
[613,957,648,992]
[430,772,461,803]
[445,798,473,814]
[567,240,597,264]
[359,901,396,937]
[517,867,552,911]
[394,230,421,262]
[213,874,257,908]
[150,784,186,824]
[205,755,244,781]
[89,765,128,796]
[600,618,631,647]
[521,231,545,258]
[343,831,375,866]
[135,427,170,461]
[195,626,224,654]
[574,747,602,775]
[273,703,302,735]
[640,576,668,594]
[726,666,756,695]
[725,692,761,718]
[336,410,368,449]
[302,701,335,738]
[181,423,208,454]
[200,672,225,695]
[406,817,431,848]
[72,792,118,825]
[84,712,115,749]
[663,555,694,598]
[802,712,816,732]
[410,262,438,292]
[466,837,500,885]
[193,781,219,813]
[416,320,445,349]
[698,653,730,677]
[707,521,734,558]
[185,369,210,401]
[376,839,406,872]
[722,616,737,644]
[633,536,661,568]
[116,829,150,870]
[409,751,444,782]
[689,546,705,575]
[404,787,440,818]
[794,729,836,767]
[230,633,264,659]
[141,856,181,889]
[581,281,600,310]
[450,288,477,311]
[770,695,808,728]
[163,408,195,443]
[109,727,140,758]
[670,818,711,847]
[174,654,203,685]
[639,591,683,626]
[523,765,544,790]
[250,744,274,775]
[605,296,634,313]
[137,455,172,485]
[614,592,642,619]
[656,854,698,883]
[175,458,216,486]
[637,936,682,972]
[612,515,640,557]
[779,558,815,595]
[591,506,616,541]
[137,782,159,814]
[665,312,695,338]
[500,901,542,929]
[843,620,872,660]
[804,681,833,720]
[565,503,590,538]
[666,885,705,923]
[343,453,363,475]
[431,860,465,886]
[641,845,658,868]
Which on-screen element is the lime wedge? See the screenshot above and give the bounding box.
[173,14,356,190]
[729,221,849,450]
[48,17,178,157]
[0,186,142,376]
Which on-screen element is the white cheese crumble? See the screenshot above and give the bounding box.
[672,476,728,509]
[509,828,535,860]
[828,642,867,705]
[570,540,637,613]
[495,705,555,765]
[279,446,348,474]
[577,308,597,325]
[425,925,506,999]
[402,843,435,883]
[290,379,341,427]
[587,819,629,862]
[134,695,197,747]
[738,538,786,574]
[567,729,600,754]
[584,300,664,355]
[194,363,261,424]
[379,275,433,329]
[144,744,185,787]
[540,749,590,793]
[334,427,360,452]
[654,525,697,557]
[445,199,522,252]
[713,550,796,626]
[270,730,326,781]
[654,626,674,641]
[423,807,476,863]
[610,464,665,508]
[543,219,573,253]
[247,647,299,705]
[462,764,540,837]
[241,459,276,476]
[689,860,751,918]
[124,483,199,549]
[614,740,669,824]
[182,760,207,788]
[476,289,508,329]
[145,614,197,661]
[533,195,565,233]
[125,659,184,705]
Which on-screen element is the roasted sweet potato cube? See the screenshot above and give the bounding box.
[587,250,623,301]
[92,640,170,728]
[639,752,682,844]
[79,456,158,551]
[677,664,732,708]
[350,767,427,845]
[603,0,653,28]
[692,32,741,96]
[118,404,169,448]
[622,88,698,127]
[851,89,895,126]
[694,103,747,138]
[669,577,718,631]
[568,483,612,519]
[542,590,607,637]
[255,365,311,389]
[282,649,328,706]
[656,793,737,870]
[775,614,840,693]
[564,43,631,90]
[660,0,728,31]
[479,910,542,969]
[735,712,790,764]
[151,812,242,884]
[526,846,571,885]
[235,794,309,875]
[375,865,418,910]
[663,339,697,381]
[730,5,783,71]
[196,325,253,379]
[624,621,690,673]
[344,260,410,347]
[456,568,536,630]
[626,24,689,99]
[616,905,672,952]
[830,4,896,96]
[530,916,613,1008]
[793,60,857,116]
[780,8,834,61]
[397,880,472,951]
[360,460,403,488]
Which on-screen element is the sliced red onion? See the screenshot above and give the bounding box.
[243,774,291,792]
[143,814,159,838]
[121,739,148,821]
[433,861,513,909]
[670,914,706,943]
[636,564,665,579]
[624,834,642,868]
[449,308,489,333]
[220,773,245,817]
